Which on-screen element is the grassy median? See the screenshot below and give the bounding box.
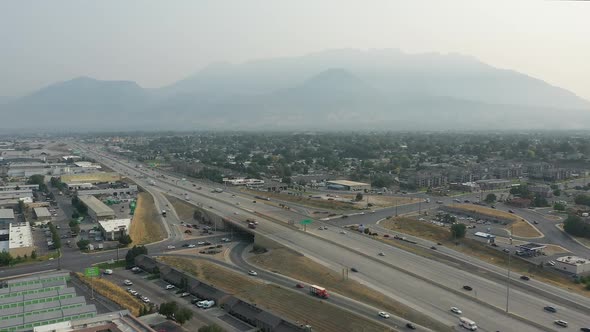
[75,272,147,316]
[129,192,167,244]
[449,204,542,238]
[158,256,393,332]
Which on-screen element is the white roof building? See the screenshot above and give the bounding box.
[98,218,131,241]
[555,256,590,275]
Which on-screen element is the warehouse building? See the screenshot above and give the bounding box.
[33,207,52,223]
[6,223,35,257]
[98,218,131,241]
[0,208,15,229]
[75,184,138,197]
[78,195,115,221]
[326,180,371,191]
[34,310,155,332]
[555,256,590,275]
[0,272,97,332]
[61,172,121,184]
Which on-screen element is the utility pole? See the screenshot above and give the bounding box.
[506,250,511,313]
[57,248,61,270]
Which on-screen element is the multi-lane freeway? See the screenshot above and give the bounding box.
[76,143,590,332]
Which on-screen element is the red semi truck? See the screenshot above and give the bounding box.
[309,285,329,299]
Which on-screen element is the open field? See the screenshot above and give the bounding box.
[243,189,362,210]
[157,256,391,332]
[339,194,420,208]
[450,204,542,238]
[248,248,452,332]
[129,192,166,244]
[380,217,589,295]
[165,195,196,221]
[75,272,147,316]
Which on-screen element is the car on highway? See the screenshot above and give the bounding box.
[167,245,176,250]
[296,283,304,288]
[123,280,133,286]
[406,323,416,330]
[188,244,196,248]
[141,296,150,303]
[508,209,514,213]
[378,311,390,318]
[248,270,258,276]
[180,292,190,297]
[520,275,530,281]
[430,246,437,250]
[350,267,359,272]
[580,328,590,332]
[554,320,568,327]
[463,285,473,291]
[103,269,113,275]
[503,249,510,253]
[339,231,347,235]
[378,252,385,256]
[544,306,557,313]
[450,307,462,314]
[197,241,205,245]
[165,284,175,290]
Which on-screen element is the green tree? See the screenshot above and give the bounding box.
[532,195,549,207]
[198,324,224,332]
[484,193,497,204]
[574,194,590,206]
[174,307,193,325]
[563,215,590,238]
[158,301,178,319]
[450,223,467,239]
[30,250,37,259]
[76,239,90,250]
[125,245,148,268]
[441,214,457,224]
[553,202,566,211]
[355,192,364,201]
[0,251,13,266]
[553,189,561,196]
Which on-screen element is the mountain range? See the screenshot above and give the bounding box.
[1,49,589,131]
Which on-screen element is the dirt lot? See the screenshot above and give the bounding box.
[165,195,196,221]
[129,192,166,244]
[243,189,362,210]
[380,217,589,295]
[450,204,542,238]
[248,248,452,332]
[157,256,391,332]
[340,194,420,208]
[75,272,147,316]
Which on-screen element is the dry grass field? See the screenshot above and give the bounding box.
[158,256,392,332]
[248,248,452,332]
[75,273,147,316]
[380,217,589,295]
[129,192,166,244]
[165,195,196,221]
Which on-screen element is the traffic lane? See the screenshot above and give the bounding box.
[227,243,414,331]
[281,229,538,332]
[307,226,589,331]
[107,270,242,332]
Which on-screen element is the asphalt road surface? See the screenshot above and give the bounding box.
[74,144,590,332]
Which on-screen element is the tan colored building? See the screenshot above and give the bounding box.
[326,180,371,191]
[60,172,121,184]
[78,195,115,221]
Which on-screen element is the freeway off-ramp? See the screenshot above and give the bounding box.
[79,144,590,331]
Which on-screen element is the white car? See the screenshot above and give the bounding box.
[123,280,133,286]
[165,284,175,290]
[188,244,196,248]
[450,307,462,314]
[141,296,150,303]
[248,270,258,276]
[167,245,176,250]
[104,269,113,275]
[339,231,347,235]
[378,311,390,318]
[197,241,205,245]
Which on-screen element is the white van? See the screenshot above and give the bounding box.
[201,300,215,309]
[459,317,477,330]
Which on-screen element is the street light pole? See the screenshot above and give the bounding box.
[57,248,61,270]
[506,250,511,313]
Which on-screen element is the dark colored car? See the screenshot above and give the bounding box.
[296,283,304,288]
[430,246,437,250]
[520,275,530,281]
[406,323,416,330]
[463,285,473,291]
[351,267,359,272]
[544,306,557,313]
[508,210,514,213]
[579,328,590,332]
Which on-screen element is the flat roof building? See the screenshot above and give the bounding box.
[78,195,115,221]
[8,222,35,257]
[0,208,15,229]
[326,180,371,191]
[555,256,590,275]
[98,218,131,241]
[61,172,121,184]
[33,207,52,222]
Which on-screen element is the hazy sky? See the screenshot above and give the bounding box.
[1,0,589,100]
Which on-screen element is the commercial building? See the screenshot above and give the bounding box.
[554,256,590,275]
[413,172,448,188]
[7,223,35,257]
[61,172,121,184]
[529,184,553,198]
[223,178,265,188]
[75,184,138,197]
[66,183,94,190]
[0,184,39,191]
[0,189,34,201]
[98,218,131,241]
[78,195,115,221]
[475,179,512,191]
[33,207,52,223]
[450,182,480,192]
[515,242,546,257]
[326,180,371,191]
[0,272,97,332]
[73,161,101,169]
[0,208,15,229]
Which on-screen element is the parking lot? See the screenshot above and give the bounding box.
[104,267,253,332]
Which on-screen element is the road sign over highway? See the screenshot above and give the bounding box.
[84,267,99,277]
